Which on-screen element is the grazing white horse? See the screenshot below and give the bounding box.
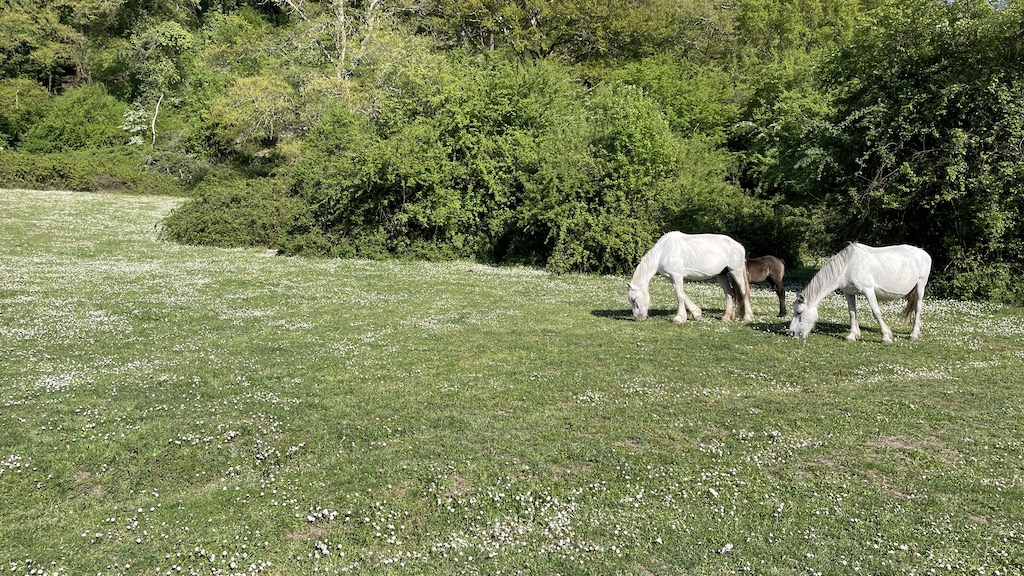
[627,232,753,324]
[788,243,931,343]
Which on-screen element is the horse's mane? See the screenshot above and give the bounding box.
[630,244,661,286]
[803,243,859,304]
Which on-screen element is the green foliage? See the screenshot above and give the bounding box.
[126,20,196,100]
[0,79,50,147]
[18,83,127,152]
[198,9,271,76]
[733,53,838,207]
[0,148,184,194]
[207,75,298,158]
[428,0,740,63]
[734,0,864,58]
[289,57,773,273]
[620,57,741,141]
[0,0,83,85]
[521,83,682,273]
[161,178,308,248]
[292,58,562,262]
[667,137,809,264]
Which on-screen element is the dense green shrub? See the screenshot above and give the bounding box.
[161,179,308,249]
[0,148,184,194]
[287,57,782,274]
[207,75,297,158]
[620,58,741,142]
[813,0,1024,303]
[0,79,50,147]
[290,58,576,263]
[519,83,681,273]
[18,84,128,152]
[664,136,809,265]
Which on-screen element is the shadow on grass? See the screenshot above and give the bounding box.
[749,320,790,336]
[591,308,733,322]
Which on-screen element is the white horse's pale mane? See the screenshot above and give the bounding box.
[801,243,858,305]
[631,246,660,286]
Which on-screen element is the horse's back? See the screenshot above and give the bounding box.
[657,232,745,273]
[658,232,745,256]
[859,243,930,271]
[851,243,931,296]
[747,255,785,282]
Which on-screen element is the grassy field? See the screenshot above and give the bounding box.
[1,188,1022,575]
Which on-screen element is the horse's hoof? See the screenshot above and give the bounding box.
[845,334,859,342]
[672,316,686,325]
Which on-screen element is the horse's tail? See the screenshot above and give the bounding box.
[732,262,752,320]
[743,263,752,318]
[901,288,918,325]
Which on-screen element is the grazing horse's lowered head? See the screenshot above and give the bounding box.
[627,281,651,321]
[787,293,818,339]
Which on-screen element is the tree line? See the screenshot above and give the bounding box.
[2,0,1022,303]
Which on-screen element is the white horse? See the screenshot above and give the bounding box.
[627,232,753,324]
[788,243,931,343]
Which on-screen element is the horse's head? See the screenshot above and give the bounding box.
[626,282,650,321]
[787,293,817,338]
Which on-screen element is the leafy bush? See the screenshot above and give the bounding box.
[0,148,184,194]
[207,75,298,158]
[126,21,196,101]
[0,79,50,147]
[18,84,128,152]
[519,83,681,273]
[286,58,783,274]
[811,0,1024,302]
[161,179,308,249]
[290,58,575,263]
[665,136,809,265]
[620,57,741,142]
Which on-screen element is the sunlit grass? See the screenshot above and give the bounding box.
[1,189,1022,575]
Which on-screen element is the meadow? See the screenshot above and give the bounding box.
[1,188,1022,575]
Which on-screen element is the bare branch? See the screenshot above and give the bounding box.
[151,93,163,149]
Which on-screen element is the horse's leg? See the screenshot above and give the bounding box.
[670,277,701,323]
[730,267,753,322]
[845,294,862,341]
[716,274,735,321]
[771,274,787,317]
[909,283,925,340]
[863,291,894,343]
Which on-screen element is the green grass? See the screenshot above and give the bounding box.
[1,189,1023,575]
